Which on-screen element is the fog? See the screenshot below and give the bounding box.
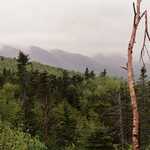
[0,0,149,56]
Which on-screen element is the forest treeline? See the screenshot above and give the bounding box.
[0,52,149,150]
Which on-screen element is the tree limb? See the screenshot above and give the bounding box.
[133,2,137,16]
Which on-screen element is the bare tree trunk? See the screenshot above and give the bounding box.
[128,47,140,150]
[126,0,150,148]
[127,1,141,149]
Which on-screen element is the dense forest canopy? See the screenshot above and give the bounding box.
[0,52,149,150]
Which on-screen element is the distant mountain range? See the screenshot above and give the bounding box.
[0,45,147,77]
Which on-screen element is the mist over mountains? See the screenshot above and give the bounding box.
[0,45,146,77]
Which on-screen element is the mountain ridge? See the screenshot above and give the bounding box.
[0,45,144,77]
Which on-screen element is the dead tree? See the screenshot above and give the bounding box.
[125,0,150,149]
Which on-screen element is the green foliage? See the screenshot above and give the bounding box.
[54,101,77,150]
[137,66,150,150]
[0,53,150,150]
[86,127,115,150]
[0,123,47,150]
[0,57,64,76]
[0,83,20,124]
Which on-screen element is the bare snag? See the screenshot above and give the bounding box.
[126,0,150,149]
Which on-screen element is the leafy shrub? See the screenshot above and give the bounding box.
[0,123,47,150]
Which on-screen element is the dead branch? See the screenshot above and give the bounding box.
[120,65,128,70]
[133,2,137,16]
[140,10,150,67]
[145,45,150,60]
[120,63,128,70]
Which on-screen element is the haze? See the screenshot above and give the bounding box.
[0,0,150,56]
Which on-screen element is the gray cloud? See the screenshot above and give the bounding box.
[0,0,149,56]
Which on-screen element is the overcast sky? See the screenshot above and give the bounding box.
[0,0,150,56]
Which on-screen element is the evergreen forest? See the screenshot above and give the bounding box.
[0,52,149,150]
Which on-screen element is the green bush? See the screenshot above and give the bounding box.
[0,124,47,150]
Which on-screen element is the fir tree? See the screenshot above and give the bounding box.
[85,67,90,79]
[56,102,77,150]
[89,70,95,79]
[137,66,150,149]
[37,71,53,145]
[86,127,115,150]
[100,69,107,77]
[16,51,35,134]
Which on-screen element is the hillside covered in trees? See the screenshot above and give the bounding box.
[0,52,149,150]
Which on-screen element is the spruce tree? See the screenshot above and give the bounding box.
[85,67,90,79]
[100,69,107,77]
[16,51,35,134]
[37,71,56,145]
[89,70,95,79]
[137,66,150,149]
[56,102,77,150]
[86,127,115,150]
[17,51,30,104]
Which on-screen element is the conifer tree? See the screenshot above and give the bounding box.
[56,102,77,150]
[87,127,115,150]
[119,82,131,149]
[85,67,90,79]
[137,66,150,149]
[37,71,54,145]
[17,51,30,104]
[100,69,107,77]
[16,51,35,134]
[89,70,95,79]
